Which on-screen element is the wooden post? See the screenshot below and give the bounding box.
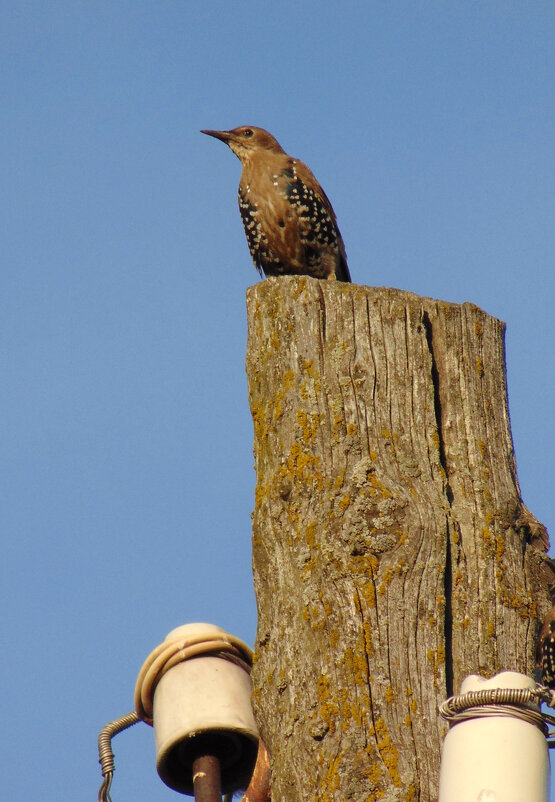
[245,277,553,802]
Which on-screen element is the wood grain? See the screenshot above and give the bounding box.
[245,277,552,801]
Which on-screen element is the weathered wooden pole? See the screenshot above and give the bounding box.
[245,277,553,802]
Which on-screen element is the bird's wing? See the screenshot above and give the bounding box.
[238,187,264,277]
[288,160,351,282]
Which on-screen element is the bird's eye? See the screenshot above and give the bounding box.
[243,129,254,137]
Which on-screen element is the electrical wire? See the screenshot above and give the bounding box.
[439,683,555,747]
[97,711,140,802]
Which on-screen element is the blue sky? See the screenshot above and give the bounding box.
[1,3,553,800]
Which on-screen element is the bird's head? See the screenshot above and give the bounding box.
[201,126,285,163]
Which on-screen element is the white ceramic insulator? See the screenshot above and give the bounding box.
[152,622,259,795]
[438,671,550,802]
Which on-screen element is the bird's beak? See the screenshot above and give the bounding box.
[200,129,233,143]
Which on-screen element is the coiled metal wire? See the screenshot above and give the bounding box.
[97,711,140,802]
[439,684,555,746]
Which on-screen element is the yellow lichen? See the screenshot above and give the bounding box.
[382,565,394,587]
[351,700,362,726]
[317,674,338,736]
[339,494,351,511]
[368,473,393,499]
[325,752,341,792]
[367,761,382,785]
[374,718,401,786]
[334,471,345,490]
[306,521,316,548]
[292,277,307,299]
[282,369,294,389]
[297,408,320,445]
[254,484,265,508]
[322,597,332,616]
[303,359,315,375]
[279,441,323,489]
[360,581,376,609]
[363,621,373,656]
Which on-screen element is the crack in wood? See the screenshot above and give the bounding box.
[421,310,454,697]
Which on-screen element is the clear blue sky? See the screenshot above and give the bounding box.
[1,3,553,800]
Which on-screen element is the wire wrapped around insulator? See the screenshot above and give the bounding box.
[439,686,555,734]
[134,631,253,724]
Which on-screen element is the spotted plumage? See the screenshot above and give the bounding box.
[538,607,555,689]
[201,126,351,282]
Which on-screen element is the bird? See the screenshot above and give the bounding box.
[200,126,351,282]
[537,606,555,690]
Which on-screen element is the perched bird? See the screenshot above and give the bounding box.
[537,607,555,690]
[201,126,351,282]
